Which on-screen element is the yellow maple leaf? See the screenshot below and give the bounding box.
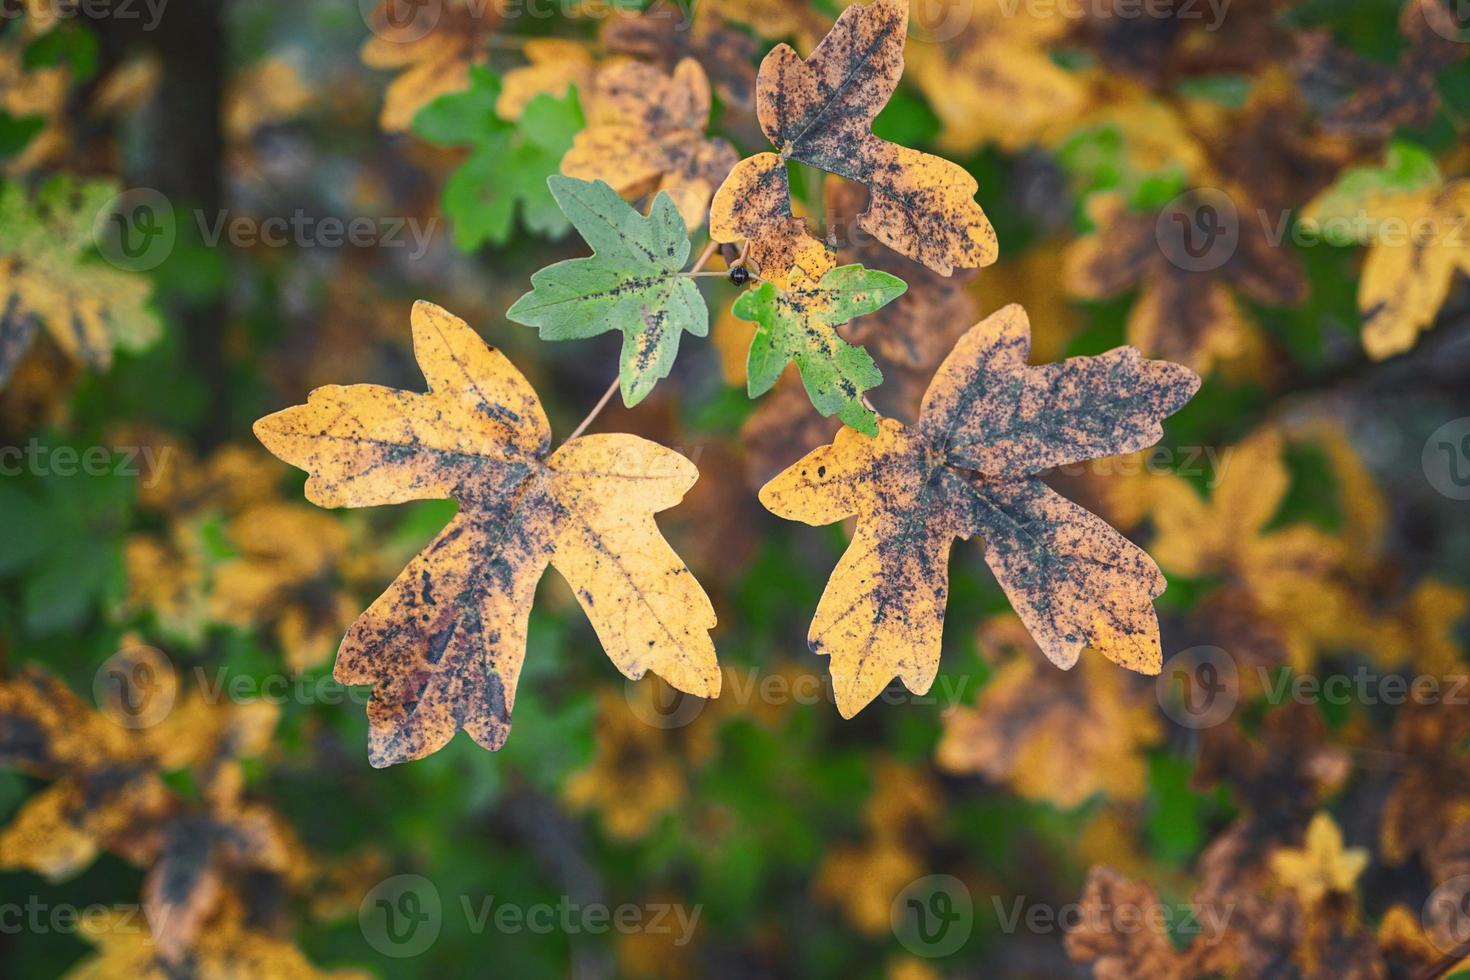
[561,58,737,230]
[1270,812,1369,907]
[254,302,721,766]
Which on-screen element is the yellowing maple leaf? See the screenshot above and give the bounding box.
[1270,812,1370,907]
[760,304,1198,717]
[0,177,162,387]
[1300,142,1470,359]
[254,301,721,766]
[563,687,687,840]
[360,0,497,132]
[1147,427,1354,669]
[711,0,997,278]
[496,38,596,122]
[561,58,738,230]
[905,0,1085,154]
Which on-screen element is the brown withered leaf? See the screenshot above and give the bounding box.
[1211,67,1353,217]
[1378,700,1470,868]
[1065,191,1307,374]
[561,58,738,230]
[253,302,721,766]
[1312,0,1468,139]
[936,616,1162,809]
[360,0,497,132]
[600,0,759,110]
[710,0,997,278]
[759,304,1199,717]
[1065,867,1239,979]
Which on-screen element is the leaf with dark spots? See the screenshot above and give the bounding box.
[759,304,1199,718]
[254,301,720,767]
[507,176,707,407]
[561,58,738,230]
[732,263,905,435]
[709,0,996,277]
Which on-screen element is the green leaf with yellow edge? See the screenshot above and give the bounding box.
[733,264,905,436]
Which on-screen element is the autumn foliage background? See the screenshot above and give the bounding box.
[2,0,1470,976]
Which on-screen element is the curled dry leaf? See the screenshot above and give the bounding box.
[562,58,738,230]
[710,0,997,278]
[1312,0,1468,140]
[759,304,1199,717]
[253,301,720,766]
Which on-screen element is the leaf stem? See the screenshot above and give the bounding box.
[564,376,621,444]
[688,238,719,275]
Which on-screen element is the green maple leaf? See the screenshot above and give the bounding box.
[734,265,906,436]
[413,66,584,251]
[507,176,707,407]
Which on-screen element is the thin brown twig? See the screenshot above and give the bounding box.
[565,377,620,444]
[688,238,719,275]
